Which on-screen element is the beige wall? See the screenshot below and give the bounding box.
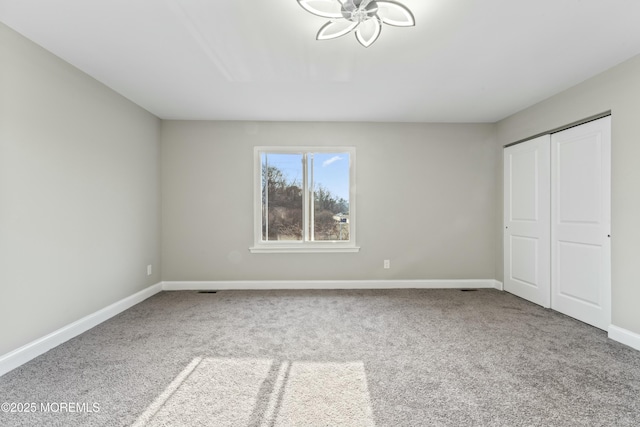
[0,23,161,355]
[161,121,497,281]
[496,54,640,335]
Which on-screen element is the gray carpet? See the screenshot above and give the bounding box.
[1,289,639,426]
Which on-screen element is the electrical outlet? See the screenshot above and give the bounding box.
[147,265,152,276]
[384,260,390,269]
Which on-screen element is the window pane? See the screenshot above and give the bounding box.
[262,153,303,241]
[310,153,350,241]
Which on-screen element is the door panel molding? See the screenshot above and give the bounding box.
[551,116,611,330]
[503,135,551,308]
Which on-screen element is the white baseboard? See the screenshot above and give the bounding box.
[608,325,640,351]
[0,282,163,378]
[162,279,504,291]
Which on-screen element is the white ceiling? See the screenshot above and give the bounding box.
[2,0,640,122]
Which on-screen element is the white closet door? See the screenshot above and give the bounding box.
[551,117,611,330]
[504,135,551,308]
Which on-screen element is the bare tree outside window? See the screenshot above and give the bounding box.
[261,154,304,241]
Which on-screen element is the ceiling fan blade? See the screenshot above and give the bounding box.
[298,0,343,19]
[355,17,381,47]
[375,1,415,27]
[317,20,359,40]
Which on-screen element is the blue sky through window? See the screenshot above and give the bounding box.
[262,152,350,202]
[312,153,350,202]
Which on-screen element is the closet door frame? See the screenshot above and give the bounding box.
[503,114,611,330]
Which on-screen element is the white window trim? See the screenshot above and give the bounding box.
[250,146,359,254]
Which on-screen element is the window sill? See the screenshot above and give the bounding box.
[249,245,360,254]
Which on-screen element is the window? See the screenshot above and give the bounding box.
[250,147,358,253]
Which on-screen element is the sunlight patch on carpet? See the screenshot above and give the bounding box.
[133,357,375,426]
[132,357,272,427]
[273,361,375,427]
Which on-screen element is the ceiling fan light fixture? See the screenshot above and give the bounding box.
[297,0,414,48]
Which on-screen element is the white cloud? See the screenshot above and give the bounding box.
[322,156,342,167]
